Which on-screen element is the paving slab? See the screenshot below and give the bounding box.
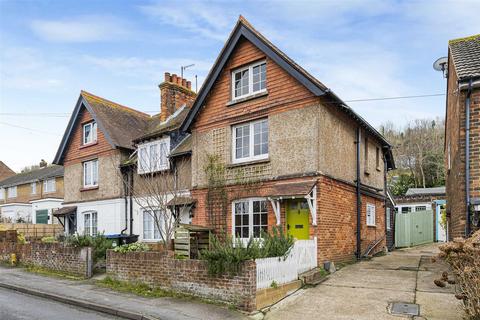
[416,291,463,320]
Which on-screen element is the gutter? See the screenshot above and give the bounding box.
[356,127,362,259]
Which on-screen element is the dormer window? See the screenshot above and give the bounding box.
[83,121,97,145]
[232,61,266,100]
[138,137,170,174]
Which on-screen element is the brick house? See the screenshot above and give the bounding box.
[0,164,64,224]
[53,78,195,240]
[0,161,15,182]
[180,17,395,263]
[444,34,480,239]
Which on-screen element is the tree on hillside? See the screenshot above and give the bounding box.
[380,118,445,195]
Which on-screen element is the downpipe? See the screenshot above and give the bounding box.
[356,127,362,259]
[465,78,473,237]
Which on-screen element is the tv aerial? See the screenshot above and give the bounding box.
[433,57,448,78]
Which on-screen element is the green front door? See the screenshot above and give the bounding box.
[36,209,49,224]
[286,199,310,240]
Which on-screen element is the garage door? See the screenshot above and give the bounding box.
[36,210,49,224]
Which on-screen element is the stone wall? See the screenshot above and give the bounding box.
[106,250,257,311]
[0,242,92,278]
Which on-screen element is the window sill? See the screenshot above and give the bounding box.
[367,225,376,228]
[227,158,270,168]
[226,90,268,107]
[79,141,98,149]
[80,186,99,192]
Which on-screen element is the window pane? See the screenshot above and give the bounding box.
[234,200,250,238]
[92,161,98,185]
[139,147,147,172]
[92,212,97,237]
[92,122,97,141]
[84,163,91,186]
[153,210,161,239]
[83,124,91,144]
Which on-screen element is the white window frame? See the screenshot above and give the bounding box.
[83,211,98,237]
[447,141,451,170]
[82,121,97,145]
[31,182,37,195]
[0,188,4,200]
[7,186,17,198]
[43,178,56,193]
[232,118,269,164]
[386,207,391,230]
[137,137,170,174]
[143,210,162,241]
[83,159,99,188]
[366,203,376,226]
[231,60,267,100]
[231,198,268,241]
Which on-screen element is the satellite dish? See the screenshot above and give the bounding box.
[433,57,448,77]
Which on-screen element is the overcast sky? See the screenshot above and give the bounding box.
[1,0,479,172]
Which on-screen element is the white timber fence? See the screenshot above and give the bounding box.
[255,237,317,289]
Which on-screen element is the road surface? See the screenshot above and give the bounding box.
[0,287,122,320]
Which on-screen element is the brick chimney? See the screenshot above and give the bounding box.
[159,72,196,122]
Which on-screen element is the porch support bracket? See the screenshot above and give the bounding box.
[305,186,317,225]
[268,198,281,225]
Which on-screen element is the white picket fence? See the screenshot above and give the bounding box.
[256,238,317,289]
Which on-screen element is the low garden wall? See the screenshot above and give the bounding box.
[106,250,257,311]
[0,242,93,278]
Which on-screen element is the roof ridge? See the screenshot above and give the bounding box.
[80,90,151,119]
[449,34,480,45]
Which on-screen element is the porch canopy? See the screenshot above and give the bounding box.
[266,180,317,226]
[53,206,76,229]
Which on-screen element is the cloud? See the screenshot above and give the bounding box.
[30,15,130,42]
[138,1,235,41]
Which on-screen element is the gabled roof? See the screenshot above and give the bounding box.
[53,91,151,164]
[134,105,189,143]
[449,34,480,81]
[180,16,395,170]
[0,165,63,188]
[0,161,15,181]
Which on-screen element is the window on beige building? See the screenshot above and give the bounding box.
[43,179,56,193]
[232,119,268,163]
[7,186,17,198]
[31,182,36,194]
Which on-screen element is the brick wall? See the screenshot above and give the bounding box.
[0,242,92,278]
[106,250,257,311]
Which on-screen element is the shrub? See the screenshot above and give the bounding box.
[17,233,26,244]
[65,233,113,262]
[200,226,294,276]
[439,230,480,319]
[40,236,57,243]
[113,242,150,253]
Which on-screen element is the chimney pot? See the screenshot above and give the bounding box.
[171,74,178,83]
[177,77,182,85]
[164,72,171,82]
[182,78,187,87]
[187,81,191,89]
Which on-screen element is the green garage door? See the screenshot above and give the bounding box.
[395,210,434,248]
[36,209,49,224]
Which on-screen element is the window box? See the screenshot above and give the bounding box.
[231,61,266,102]
[232,118,269,164]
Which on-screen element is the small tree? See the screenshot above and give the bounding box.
[117,150,191,250]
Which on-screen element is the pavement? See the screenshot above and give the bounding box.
[0,267,247,320]
[0,287,122,320]
[265,243,463,320]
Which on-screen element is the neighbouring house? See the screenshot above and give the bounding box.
[444,34,480,239]
[0,164,64,224]
[180,17,395,263]
[0,161,15,182]
[394,187,447,242]
[53,75,196,240]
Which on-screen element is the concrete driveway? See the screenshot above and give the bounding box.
[265,244,463,320]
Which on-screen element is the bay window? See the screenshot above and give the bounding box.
[232,198,268,240]
[232,118,268,163]
[137,137,170,174]
[232,61,266,100]
[83,160,98,188]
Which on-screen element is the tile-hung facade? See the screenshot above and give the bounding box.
[0,165,64,224]
[444,34,480,239]
[53,77,195,240]
[181,17,395,263]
